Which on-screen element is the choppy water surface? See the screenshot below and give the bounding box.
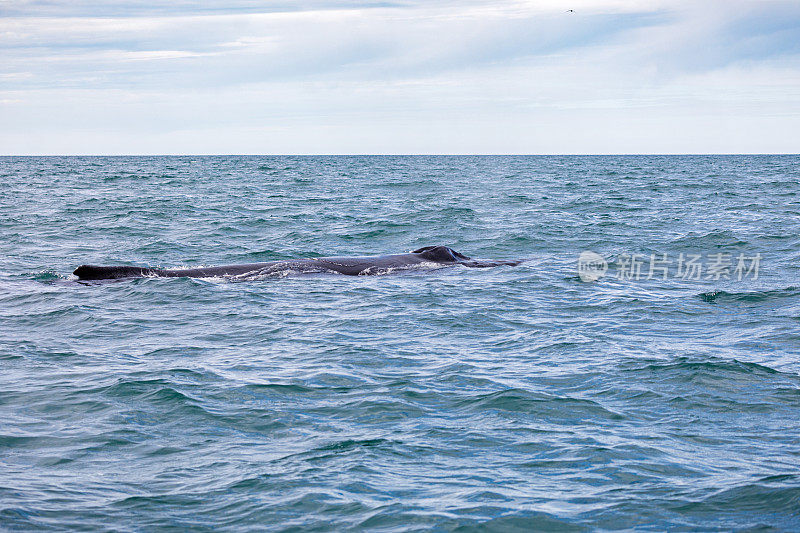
[1,155,799,531]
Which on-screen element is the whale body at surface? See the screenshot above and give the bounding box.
[72,246,523,281]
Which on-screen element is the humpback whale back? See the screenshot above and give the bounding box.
[72,246,522,281]
[73,264,157,280]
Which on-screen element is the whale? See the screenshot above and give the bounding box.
[72,246,522,281]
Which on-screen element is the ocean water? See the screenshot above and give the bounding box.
[1,155,799,531]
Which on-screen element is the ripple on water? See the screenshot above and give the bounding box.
[1,155,799,531]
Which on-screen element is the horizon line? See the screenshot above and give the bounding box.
[2,153,799,157]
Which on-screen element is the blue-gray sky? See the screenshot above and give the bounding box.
[1,0,799,154]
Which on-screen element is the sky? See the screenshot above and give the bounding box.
[1,0,799,154]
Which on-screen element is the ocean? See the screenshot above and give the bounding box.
[1,155,799,531]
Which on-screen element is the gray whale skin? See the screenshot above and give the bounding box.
[73,246,522,280]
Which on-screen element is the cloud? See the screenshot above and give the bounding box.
[0,0,404,18]
[0,0,798,153]
[0,4,667,90]
[618,0,800,76]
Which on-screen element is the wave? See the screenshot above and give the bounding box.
[676,480,800,515]
[698,286,800,303]
[668,229,751,249]
[457,388,625,421]
[625,356,782,377]
[30,270,63,282]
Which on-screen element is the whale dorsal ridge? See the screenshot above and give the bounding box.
[412,246,470,262]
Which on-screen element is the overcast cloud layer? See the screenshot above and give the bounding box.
[1,0,798,154]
